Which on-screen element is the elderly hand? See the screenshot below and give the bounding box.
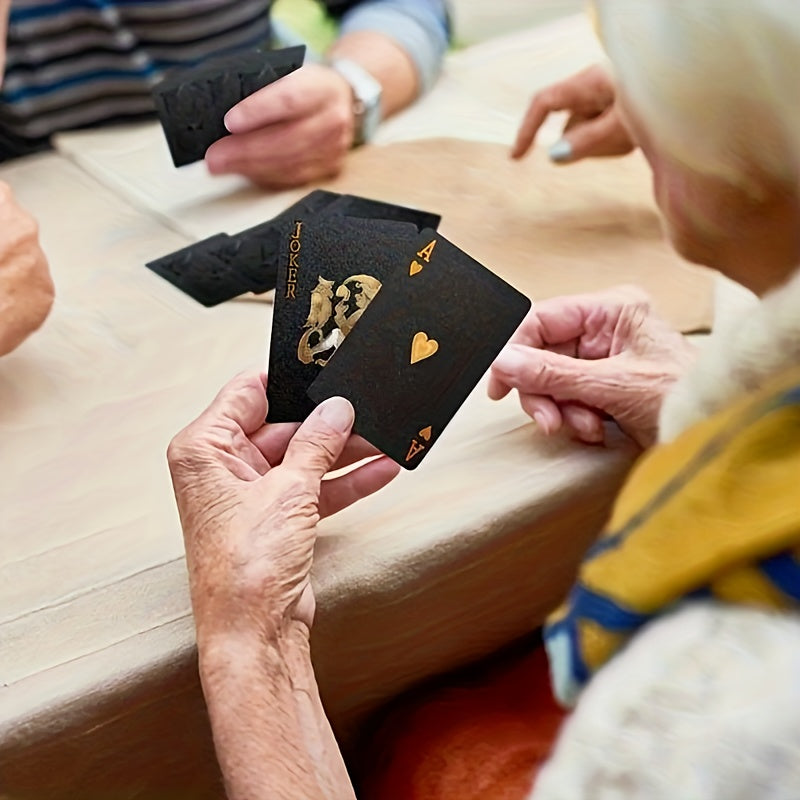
[512,65,635,164]
[0,181,54,356]
[488,287,696,448]
[168,372,399,641]
[205,64,355,189]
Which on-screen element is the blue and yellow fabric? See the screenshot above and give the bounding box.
[546,365,800,706]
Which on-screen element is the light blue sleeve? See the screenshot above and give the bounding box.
[337,0,450,94]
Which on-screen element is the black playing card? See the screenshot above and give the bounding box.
[267,216,418,422]
[144,191,441,306]
[145,190,340,306]
[146,234,242,307]
[153,45,306,167]
[323,195,440,232]
[307,230,531,469]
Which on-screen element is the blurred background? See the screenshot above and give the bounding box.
[273,0,586,49]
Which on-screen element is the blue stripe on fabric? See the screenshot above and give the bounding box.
[11,1,111,23]
[760,552,800,602]
[10,0,191,23]
[2,65,159,102]
[570,583,653,631]
[776,384,800,407]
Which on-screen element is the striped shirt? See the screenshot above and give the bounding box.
[1,0,449,159]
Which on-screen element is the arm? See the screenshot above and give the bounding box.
[0,181,54,356]
[198,625,356,800]
[168,373,399,799]
[205,0,449,187]
[329,0,450,115]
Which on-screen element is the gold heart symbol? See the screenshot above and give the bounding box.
[409,260,424,276]
[410,332,439,364]
[419,426,432,441]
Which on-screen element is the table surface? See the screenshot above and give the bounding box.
[1,15,678,796]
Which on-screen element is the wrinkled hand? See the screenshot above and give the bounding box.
[512,65,635,164]
[0,181,54,356]
[205,64,355,189]
[168,372,399,640]
[488,287,696,448]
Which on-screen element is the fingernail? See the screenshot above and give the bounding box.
[317,396,354,432]
[548,138,573,163]
[533,412,549,432]
[223,109,238,133]
[493,347,527,375]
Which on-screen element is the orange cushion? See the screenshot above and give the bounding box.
[361,646,565,800]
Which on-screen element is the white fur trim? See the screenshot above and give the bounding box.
[659,268,800,442]
[529,604,800,800]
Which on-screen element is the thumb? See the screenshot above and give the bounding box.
[549,108,632,163]
[492,344,625,413]
[281,397,355,480]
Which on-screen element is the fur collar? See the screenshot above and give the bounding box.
[659,268,800,442]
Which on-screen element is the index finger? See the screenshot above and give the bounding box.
[224,69,324,134]
[511,287,649,352]
[509,295,591,350]
[512,86,566,159]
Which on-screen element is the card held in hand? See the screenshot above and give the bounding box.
[307,231,531,469]
[152,45,305,167]
[267,216,418,422]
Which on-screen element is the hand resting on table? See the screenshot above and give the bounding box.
[513,65,635,165]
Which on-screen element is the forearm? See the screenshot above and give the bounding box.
[326,31,417,118]
[327,0,449,117]
[198,624,356,800]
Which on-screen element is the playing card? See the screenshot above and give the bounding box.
[267,215,418,421]
[153,45,305,167]
[307,231,531,469]
[323,194,440,232]
[144,191,441,305]
[145,190,339,305]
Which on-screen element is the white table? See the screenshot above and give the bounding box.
[1,16,669,798]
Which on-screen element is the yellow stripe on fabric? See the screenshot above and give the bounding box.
[711,565,794,608]
[578,618,624,672]
[581,367,800,613]
[548,602,570,627]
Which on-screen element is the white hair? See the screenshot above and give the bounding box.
[593,0,800,188]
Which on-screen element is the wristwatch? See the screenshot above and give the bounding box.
[329,58,383,146]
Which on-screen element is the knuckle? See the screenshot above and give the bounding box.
[167,422,211,470]
[277,89,301,118]
[298,430,340,465]
[166,430,192,468]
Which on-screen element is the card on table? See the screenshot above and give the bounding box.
[145,190,339,305]
[145,191,440,306]
[152,45,306,167]
[267,215,419,422]
[307,231,531,469]
[323,195,441,232]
